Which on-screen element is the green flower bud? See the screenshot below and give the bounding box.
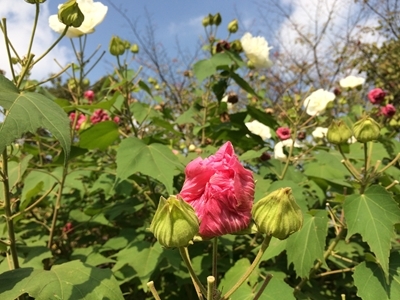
[109,36,126,56]
[58,0,84,28]
[11,57,19,65]
[212,13,222,26]
[148,77,157,85]
[202,15,211,27]
[252,188,303,240]
[230,40,243,52]
[353,116,380,143]
[227,19,238,33]
[25,0,46,4]
[150,196,199,248]
[124,40,131,49]
[327,120,352,144]
[130,44,139,54]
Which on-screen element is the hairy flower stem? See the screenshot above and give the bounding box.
[179,247,207,297]
[212,237,218,281]
[47,166,68,249]
[1,150,20,270]
[1,18,16,82]
[294,227,346,292]
[221,235,272,300]
[207,276,215,300]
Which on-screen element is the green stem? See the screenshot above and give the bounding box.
[146,281,161,300]
[212,237,218,281]
[295,227,346,292]
[1,18,17,83]
[32,25,69,67]
[47,166,68,249]
[2,150,20,270]
[207,276,215,300]
[179,247,207,297]
[26,3,40,60]
[221,235,272,300]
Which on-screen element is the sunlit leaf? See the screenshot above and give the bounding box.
[286,210,329,278]
[0,260,124,300]
[344,185,400,278]
[116,137,184,194]
[353,252,400,300]
[0,74,71,158]
[79,121,119,150]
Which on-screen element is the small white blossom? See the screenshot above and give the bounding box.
[312,127,328,139]
[245,120,271,141]
[339,76,365,89]
[240,32,272,68]
[303,89,335,116]
[49,0,108,38]
[274,139,303,161]
[221,95,233,110]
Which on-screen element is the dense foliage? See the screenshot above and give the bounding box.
[0,1,399,299]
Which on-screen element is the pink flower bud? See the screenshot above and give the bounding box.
[178,141,255,238]
[91,109,110,124]
[63,222,73,233]
[69,112,87,130]
[368,88,386,105]
[113,116,120,123]
[84,90,95,103]
[381,104,396,118]
[276,127,291,140]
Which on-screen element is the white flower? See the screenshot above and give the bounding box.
[303,89,335,116]
[245,120,271,141]
[312,127,328,139]
[221,95,233,110]
[274,139,303,161]
[348,136,357,144]
[339,76,365,89]
[240,32,272,68]
[49,0,108,38]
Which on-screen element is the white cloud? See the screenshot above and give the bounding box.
[271,0,380,82]
[0,2,71,81]
[168,15,203,36]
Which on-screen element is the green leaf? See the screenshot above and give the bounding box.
[112,241,163,291]
[176,105,200,125]
[138,80,153,97]
[0,260,124,300]
[79,121,119,150]
[230,72,259,98]
[246,105,278,129]
[353,252,400,300]
[116,137,184,194]
[0,74,71,158]
[286,210,329,278]
[344,185,400,279]
[71,247,115,267]
[304,151,352,187]
[193,53,234,82]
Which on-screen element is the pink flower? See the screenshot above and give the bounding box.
[69,112,86,130]
[178,142,255,238]
[91,109,110,124]
[84,90,95,103]
[368,88,386,105]
[381,104,396,118]
[113,116,120,124]
[276,127,291,140]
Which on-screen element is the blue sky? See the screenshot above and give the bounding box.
[0,0,377,84]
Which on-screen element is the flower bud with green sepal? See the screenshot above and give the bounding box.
[353,116,380,143]
[327,120,352,145]
[150,195,199,248]
[109,36,126,56]
[213,13,222,26]
[252,188,303,240]
[228,19,238,33]
[58,0,84,28]
[130,44,139,54]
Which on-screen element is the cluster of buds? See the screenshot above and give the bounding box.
[368,88,396,118]
[327,116,381,144]
[109,36,139,56]
[91,109,119,124]
[202,13,222,27]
